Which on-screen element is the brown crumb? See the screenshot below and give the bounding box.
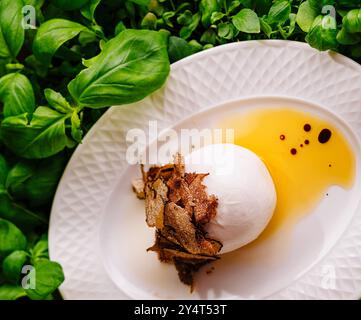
[206,269,212,275]
[132,178,145,199]
[206,266,215,275]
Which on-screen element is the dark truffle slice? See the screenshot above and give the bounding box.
[132,178,145,199]
[138,153,222,289]
[144,178,167,229]
[174,258,213,291]
[164,203,221,256]
[148,233,218,289]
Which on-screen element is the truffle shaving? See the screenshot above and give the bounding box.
[134,153,222,289]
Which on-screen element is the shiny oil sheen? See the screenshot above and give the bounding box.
[220,108,356,243]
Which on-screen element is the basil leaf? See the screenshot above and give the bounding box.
[180,12,201,39]
[1,107,72,159]
[148,0,164,16]
[31,237,49,262]
[278,13,296,39]
[68,29,170,108]
[200,0,221,28]
[81,0,101,22]
[232,9,260,34]
[160,11,174,28]
[200,29,216,45]
[296,0,318,33]
[308,0,335,11]
[79,30,98,46]
[24,55,49,78]
[306,15,338,51]
[337,27,361,45]
[0,154,9,188]
[227,0,242,14]
[0,285,26,300]
[44,88,73,114]
[26,0,45,9]
[2,250,29,282]
[6,162,33,191]
[114,21,127,36]
[287,13,297,38]
[33,19,88,65]
[0,193,47,230]
[351,43,361,58]
[340,0,361,7]
[0,218,27,259]
[211,12,226,24]
[6,155,65,207]
[343,9,361,33]
[129,0,150,5]
[266,0,291,25]
[71,111,82,142]
[177,10,193,25]
[168,36,201,63]
[141,12,158,30]
[82,55,100,68]
[260,17,273,38]
[188,40,203,52]
[0,73,36,117]
[51,0,89,10]
[218,22,235,40]
[25,259,64,300]
[0,0,25,59]
[21,158,64,206]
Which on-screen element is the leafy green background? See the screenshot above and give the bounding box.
[0,0,361,300]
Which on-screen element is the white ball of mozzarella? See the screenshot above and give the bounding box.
[185,144,277,254]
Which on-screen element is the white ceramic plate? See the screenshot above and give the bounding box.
[49,40,361,300]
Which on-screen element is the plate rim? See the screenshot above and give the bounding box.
[49,40,361,300]
[101,95,361,300]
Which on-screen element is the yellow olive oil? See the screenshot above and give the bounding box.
[220,108,356,243]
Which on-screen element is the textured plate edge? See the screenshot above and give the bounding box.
[49,40,361,300]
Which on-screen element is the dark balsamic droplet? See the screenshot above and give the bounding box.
[291,148,297,155]
[329,164,332,168]
[280,134,285,141]
[318,129,332,144]
[304,124,311,132]
[305,139,309,145]
[300,144,303,148]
